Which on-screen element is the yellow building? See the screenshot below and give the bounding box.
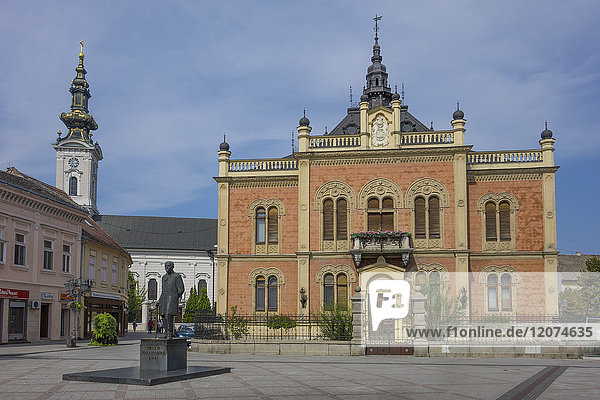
[81,216,131,337]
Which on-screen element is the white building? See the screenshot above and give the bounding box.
[96,215,217,327]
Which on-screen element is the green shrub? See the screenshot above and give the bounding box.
[267,315,296,330]
[90,313,118,346]
[225,305,249,339]
[317,305,352,341]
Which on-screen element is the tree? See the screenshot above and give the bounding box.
[183,287,199,323]
[198,287,212,316]
[128,270,146,323]
[560,256,600,317]
[90,313,118,346]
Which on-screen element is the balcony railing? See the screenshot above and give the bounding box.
[467,150,543,165]
[350,231,413,268]
[229,159,298,172]
[401,131,454,145]
[309,135,361,149]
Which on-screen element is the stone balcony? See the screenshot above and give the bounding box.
[350,232,413,269]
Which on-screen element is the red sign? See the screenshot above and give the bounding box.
[60,293,74,301]
[0,287,29,299]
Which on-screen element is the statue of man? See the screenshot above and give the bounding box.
[158,261,184,338]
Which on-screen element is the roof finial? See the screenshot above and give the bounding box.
[457,102,460,111]
[430,121,434,130]
[545,121,548,130]
[373,14,382,42]
[349,86,353,107]
[401,83,405,103]
[303,109,306,118]
[325,126,328,134]
[223,134,226,142]
[79,40,84,60]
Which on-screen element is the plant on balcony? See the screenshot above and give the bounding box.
[350,230,411,239]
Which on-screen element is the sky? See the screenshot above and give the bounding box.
[1,1,599,255]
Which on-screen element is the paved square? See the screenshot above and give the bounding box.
[1,334,599,399]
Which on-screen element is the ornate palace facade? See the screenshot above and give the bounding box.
[216,32,559,318]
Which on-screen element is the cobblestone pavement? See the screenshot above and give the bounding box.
[1,333,599,399]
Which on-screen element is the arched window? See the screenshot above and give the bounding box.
[428,196,440,239]
[367,197,394,231]
[323,199,334,240]
[499,202,511,241]
[268,276,278,311]
[255,208,266,244]
[255,276,265,311]
[336,199,348,240]
[501,274,512,311]
[336,274,348,309]
[148,278,157,301]
[415,197,426,238]
[267,207,278,244]
[198,279,207,295]
[485,202,497,241]
[323,273,334,309]
[69,177,78,196]
[487,274,498,311]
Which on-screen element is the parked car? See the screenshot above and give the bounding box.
[176,324,194,346]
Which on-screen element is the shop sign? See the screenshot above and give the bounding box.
[0,287,29,299]
[41,292,55,300]
[60,293,74,301]
[91,291,121,300]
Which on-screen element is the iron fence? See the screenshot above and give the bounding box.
[191,313,352,341]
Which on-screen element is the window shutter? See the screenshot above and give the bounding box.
[324,274,334,310]
[415,197,426,238]
[368,212,380,231]
[501,274,512,310]
[499,202,511,241]
[428,196,440,238]
[336,199,347,239]
[323,200,334,240]
[255,277,265,311]
[267,276,278,311]
[487,274,498,310]
[336,274,348,309]
[382,197,394,209]
[381,212,394,231]
[485,202,497,241]
[367,198,379,209]
[268,207,278,244]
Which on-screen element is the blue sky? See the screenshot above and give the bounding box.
[1,1,598,255]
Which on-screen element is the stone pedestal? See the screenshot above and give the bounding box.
[140,338,187,371]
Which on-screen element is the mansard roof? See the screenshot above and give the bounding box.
[326,106,430,136]
[95,214,217,251]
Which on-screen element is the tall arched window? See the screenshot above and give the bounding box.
[415,197,426,238]
[367,197,394,231]
[69,177,78,196]
[323,199,334,240]
[267,207,279,244]
[323,273,334,309]
[485,202,497,241]
[499,201,511,241]
[336,274,348,309]
[487,274,498,311]
[322,198,348,243]
[501,274,512,310]
[148,278,157,301]
[255,208,266,244]
[428,196,440,239]
[336,199,348,240]
[198,279,207,295]
[268,276,278,311]
[255,276,265,311]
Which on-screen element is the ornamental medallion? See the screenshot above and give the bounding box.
[372,116,389,146]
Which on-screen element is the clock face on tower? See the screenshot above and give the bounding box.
[68,157,79,168]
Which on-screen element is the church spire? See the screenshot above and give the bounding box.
[362,15,392,109]
[58,40,98,145]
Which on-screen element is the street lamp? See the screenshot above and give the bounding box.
[64,278,93,347]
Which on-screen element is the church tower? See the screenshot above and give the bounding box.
[53,42,102,215]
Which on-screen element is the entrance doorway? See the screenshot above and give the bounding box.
[61,308,70,337]
[40,303,49,338]
[8,301,25,341]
